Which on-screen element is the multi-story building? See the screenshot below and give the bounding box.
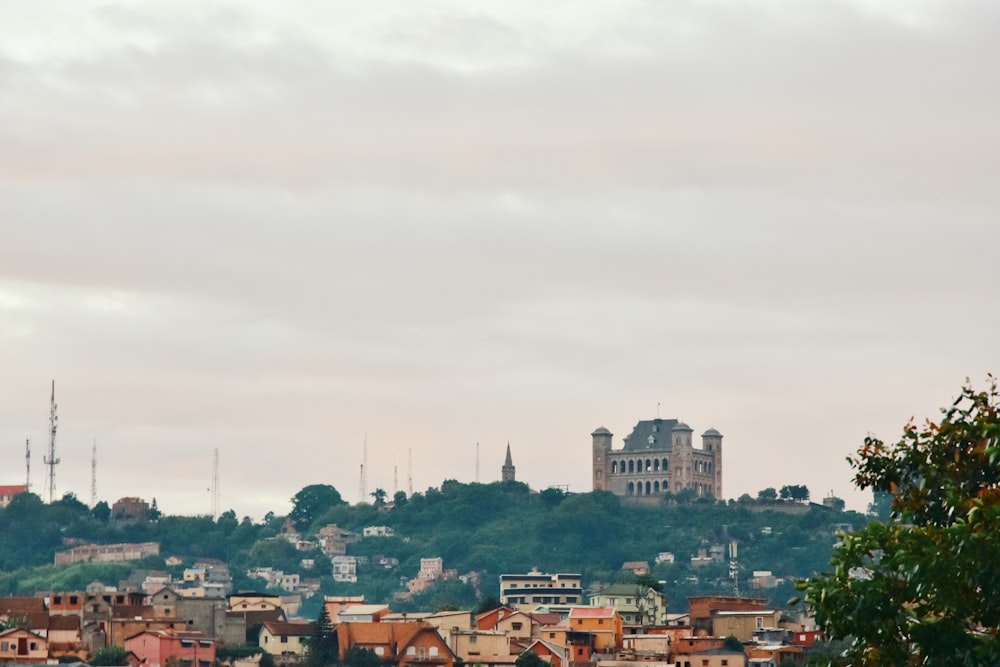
[592,419,723,500]
[589,583,667,626]
[498,571,583,610]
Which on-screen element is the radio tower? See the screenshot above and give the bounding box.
[209,449,220,520]
[90,440,97,508]
[408,448,413,496]
[43,380,60,503]
[24,437,30,492]
[358,435,368,503]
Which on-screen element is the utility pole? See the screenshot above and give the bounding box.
[24,437,30,492]
[43,380,60,503]
[210,448,220,520]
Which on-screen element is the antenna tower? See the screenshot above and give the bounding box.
[210,448,220,519]
[475,442,480,483]
[408,448,413,496]
[90,440,97,508]
[43,380,60,503]
[393,465,398,495]
[24,437,30,492]
[358,435,368,503]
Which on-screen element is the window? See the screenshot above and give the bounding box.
[30,643,38,651]
[53,596,62,604]
[407,647,416,656]
[512,623,523,631]
[2,641,8,651]
[755,616,764,628]
[70,595,78,604]
[281,636,288,643]
[722,661,728,666]
[429,647,438,656]
[375,647,384,656]
[418,647,426,659]
[598,619,604,625]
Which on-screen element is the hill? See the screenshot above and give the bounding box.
[0,482,866,616]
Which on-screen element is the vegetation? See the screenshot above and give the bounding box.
[0,473,865,615]
[88,646,128,666]
[801,379,1000,666]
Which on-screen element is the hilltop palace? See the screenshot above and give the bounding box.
[592,419,723,500]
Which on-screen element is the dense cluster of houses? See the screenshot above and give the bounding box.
[0,567,822,667]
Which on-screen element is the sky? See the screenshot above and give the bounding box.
[1,0,998,521]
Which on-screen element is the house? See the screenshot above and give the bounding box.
[124,630,215,667]
[0,628,48,662]
[498,571,583,610]
[332,556,358,583]
[323,596,366,623]
[363,526,395,537]
[47,614,87,660]
[0,485,27,508]
[0,597,48,633]
[711,610,784,643]
[670,648,746,667]
[336,621,457,667]
[317,525,359,557]
[619,561,650,577]
[521,639,568,667]
[338,604,390,623]
[259,621,312,658]
[448,628,511,664]
[687,596,770,638]
[567,607,623,653]
[589,583,668,626]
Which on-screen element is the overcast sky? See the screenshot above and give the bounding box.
[1,0,998,520]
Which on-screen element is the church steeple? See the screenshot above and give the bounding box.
[502,443,516,482]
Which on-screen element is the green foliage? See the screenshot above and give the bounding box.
[515,652,552,667]
[722,635,745,653]
[290,484,346,531]
[757,487,778,501]
[779,485,810,502]
[344,646,381,667]
[89,645,128,666]
[801,379,1000,666]
[307,603,338,667]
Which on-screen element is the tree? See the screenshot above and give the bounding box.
[149,497,161,520]
[515,652,552,667]
[370,488,387,508]
[89,646,128,666]
[722,636,745,653]
[801,379,1000,666]
[392,490,407,508]
[290,484,345,530]
[344,647,381,667]
[757,487,778,501]
[91,500,111,523]
[307,604,338,667]
[779,485,810,502]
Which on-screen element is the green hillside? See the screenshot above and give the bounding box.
[0,482,866,616]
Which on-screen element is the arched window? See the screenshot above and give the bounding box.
[645,481,652,494]
[627,482,635,495]
[628,460,635,474]
[611,461,618,474]
[662,458,669,471]
[654,459,660,472]
[654,481,660,493]
[620,459,626,474]
[635,482,642,495]
[663,480,669,491]
[645,459,652,472]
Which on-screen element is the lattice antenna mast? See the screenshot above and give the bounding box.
[358,435,368,503]
[393,465,398,495]
[25,437,30,492]
[43,380,60,503]
[210,448,220,520]
[475,442,480,483]
[408,448,413,496]
[90,440,97,508]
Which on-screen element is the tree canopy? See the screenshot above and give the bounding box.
[290,484,346,530]
[801,378,1000,666]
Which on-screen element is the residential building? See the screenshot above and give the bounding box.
[619,561,650,576]
[592,420,723,500]
[589,583,668,626]
[317,525,359,557]
[332,556,358,583]
[448,629,509,663]
[259,621,312,658]
[362,526,395,537]
[0,485,27,508]
[336,621,457,667]
[0,628,47,662]
[498,571,583,610]
[670,648,746,667]
[567,607,622,653]
[124,630,215,667]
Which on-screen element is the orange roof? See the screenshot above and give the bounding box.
[0,485,27,496]
[569,607,617,618]
[338,621,449,659]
